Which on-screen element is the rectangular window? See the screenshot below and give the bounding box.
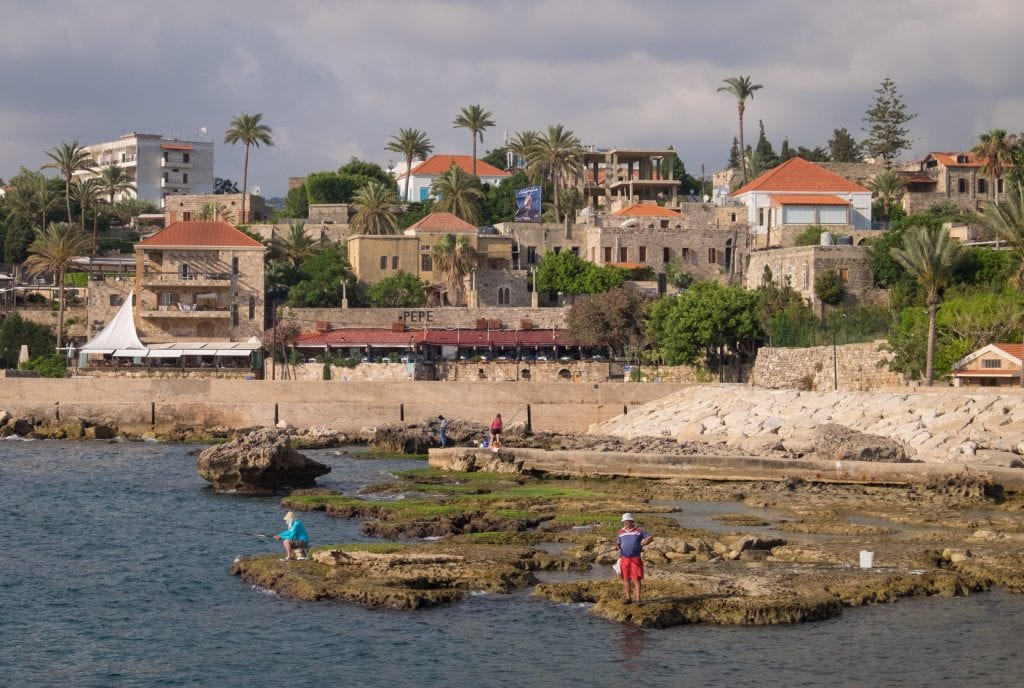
[231,304,239,327]
[730,213,737,222]
[553,246,561,255]
[421,255,432,272]
[619,247,628,262]
[179,263,189,279]
[708,248,717,264]
[681,248,691,262]
[958,178,968,193]
[819,207,848,224]
[998,178,1004,194]
[663,247,671,263]
[526,246,537,264]
[163,172,168,182]
[162,151,168,162]
[982,358,1002,369]
[803,265,809,290]
[839,268,849,282]
[392,256,400,270]
[977,179,987,194]
[638,246,647,262]
[183,211,191,221]
[231,257,239,276]
[248,297,255,320]
[570,246,579,256]
[604,247,612,263]
[183,173,189,184]
[758,208,765,226]
[183,152,190,163]
[783,206,815,224]
[158,292,175,306]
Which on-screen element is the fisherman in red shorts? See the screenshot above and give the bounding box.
[616,512,653,605]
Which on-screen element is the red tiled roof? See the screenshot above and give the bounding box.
[733,157,869,195]
[138,221,264,248]
[294,328,574,348]
[928,152,982,168]
[993,343,1024,359]
[611,203,683,217]
[768,194,851,206]
[406,212,478,233]
[404,155,510,178]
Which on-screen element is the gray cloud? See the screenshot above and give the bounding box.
[1,0,1023,196]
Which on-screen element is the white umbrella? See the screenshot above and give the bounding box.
[18,345,29,365]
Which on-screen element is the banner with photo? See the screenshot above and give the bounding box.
[514,185,542,223]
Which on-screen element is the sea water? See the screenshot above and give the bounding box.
[1,441,1022,688]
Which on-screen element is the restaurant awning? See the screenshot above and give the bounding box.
[146,350,183,358]
[215,349,252,357]
[113,349,147,357]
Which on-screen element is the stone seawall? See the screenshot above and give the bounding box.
[0,379,687,435]
[592,385,1024,464]
[750,341,905,391]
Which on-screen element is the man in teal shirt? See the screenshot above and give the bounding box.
[274,511,310,561]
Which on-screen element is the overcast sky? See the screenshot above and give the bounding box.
[2,0,1023,197]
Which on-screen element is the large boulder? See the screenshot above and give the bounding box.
[196,429,330,494]
[813,423,908,463]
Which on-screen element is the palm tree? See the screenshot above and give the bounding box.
[97,165,136,205]
[23,222,91,352]
[524,124,584,222]
[890,225,961,385]
[224,113,274,224]
[430,232,479,306]
[69,177,104,252]
[270,222,320,268]
[199,202,230,222]
[972,129,1019,200]
[351,181,401,235]
[42,140,95,224]
[979,181,1024,288]
[385,128,433,202]
[452,105,495,175]
[867,169,906,222]
[7,177,61,229]
[508,130,540,171]
[717,76,764,185]
[430,163,485,225]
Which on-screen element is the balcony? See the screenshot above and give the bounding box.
[143,304,231,319]
[161,178,191,188]
[141,272,232,287]
[161,158,193,169]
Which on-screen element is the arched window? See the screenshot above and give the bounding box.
[392,256,400,270]
[503,287,511,304]
[380,256,388,270]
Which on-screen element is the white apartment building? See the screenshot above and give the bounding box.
[75,132,215,207]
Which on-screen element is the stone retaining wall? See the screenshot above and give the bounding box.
[750,341,904,391]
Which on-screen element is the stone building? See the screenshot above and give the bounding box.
[902,151,1014,214]
[581,148,681,209]
[950,343,1023,387]
[164,193,268,224]
[134,221,266,341]
[745,245,879,310]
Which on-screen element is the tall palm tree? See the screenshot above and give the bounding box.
[42,140,95,224]
[972,129,1019,200]
[717,76,764,185]
[890,225,961,385]
[867,169,906,221]
[224,113,274,224]
[23,222,91,352]
[430,162,485,225]
[70,177,104,252]
[979,181,1024,288]
[508,130,540,171]
[385,128,433,202]
[97,164,136,205]
[430,232,479,306]
[452,105,495,175]
[525,124,584,221]
[351,181,401,235]
[270,221,320,268]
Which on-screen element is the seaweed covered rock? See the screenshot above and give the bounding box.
[814,423,908,463]
[196,428,330,494]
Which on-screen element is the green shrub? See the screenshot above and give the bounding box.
[21,354,66,378]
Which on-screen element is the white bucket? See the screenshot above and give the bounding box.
[859,550,874,569]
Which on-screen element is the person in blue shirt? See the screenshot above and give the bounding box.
[616,513,653,605]
[438,415,448,448]
[274,511,310,561]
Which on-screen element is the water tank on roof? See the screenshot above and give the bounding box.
[820,231,834,246]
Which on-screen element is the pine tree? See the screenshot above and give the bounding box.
[727,137,741,169]
[828,128,862,163]
[862,77,916,167]
[779,139,794,162]
[754,120,778,168]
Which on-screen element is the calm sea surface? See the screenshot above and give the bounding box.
[1,440,1022,688]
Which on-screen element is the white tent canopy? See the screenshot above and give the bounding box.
[80,295,146,354]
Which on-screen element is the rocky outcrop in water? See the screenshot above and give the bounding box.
[196,429,330,493]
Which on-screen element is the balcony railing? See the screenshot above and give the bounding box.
[143,304,230,318]
[141,272,232,287]
[161,158,193,168]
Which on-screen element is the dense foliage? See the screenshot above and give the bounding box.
[366,272,428,308]
[565,286,650,357]
[0,314,56,368]
[535,250,626,296]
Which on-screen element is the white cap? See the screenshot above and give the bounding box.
[621,512,634,522]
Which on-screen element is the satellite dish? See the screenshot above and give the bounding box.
[703,194,710,203]
[251,185,261,196]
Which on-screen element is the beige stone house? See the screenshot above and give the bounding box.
[745,245,880,310]
[134,221,266,341]
[950,343,1023,387]
[164,193,269,224]
[902,151,1015,214]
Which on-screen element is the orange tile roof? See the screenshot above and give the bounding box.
[611,203,683,217]
[404,155,510,178]
[138,221,264,248]
[733,157,869,195]
[768,194,851,206]
[406,212,478,233]
[928,152,982,168]
[993,343,1024,359]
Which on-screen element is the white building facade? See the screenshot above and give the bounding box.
[75,133,215,208]
[396,155,509,202]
